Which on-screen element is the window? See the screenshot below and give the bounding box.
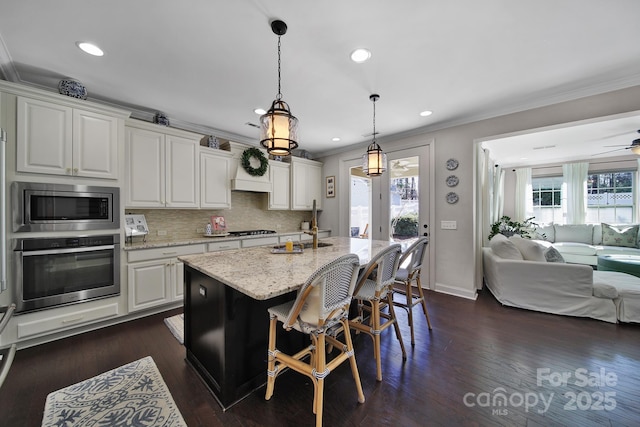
[586,171,634,224]
[532,176,563,223]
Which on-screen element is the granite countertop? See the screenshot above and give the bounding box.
[122,230,331,251]
[178,236,396,300]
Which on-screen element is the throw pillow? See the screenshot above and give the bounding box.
[543,246,565,263]
[601,223,639,248]
[553,224,594,244]
[508,235,546,262]
[489,234,523,260]
[532,223,555,242]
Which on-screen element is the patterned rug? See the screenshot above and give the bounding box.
[164,314,184,344]
[41,356,186,427]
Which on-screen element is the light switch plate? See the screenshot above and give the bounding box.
[441,220,457,230]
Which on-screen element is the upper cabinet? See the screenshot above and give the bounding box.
[125,120,201,208]
[290,157,323,210]
[200,147,232,209]
[268,160,290,210]
[16,96,123,179]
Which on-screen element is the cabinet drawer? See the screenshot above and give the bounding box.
[17,303,119,338]
[241,236,279,248]
[127,244,205,262]
[208,240,241,252]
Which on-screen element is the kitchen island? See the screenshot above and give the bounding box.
[179,236,395,409]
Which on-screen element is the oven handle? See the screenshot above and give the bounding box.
[19,244,116,256]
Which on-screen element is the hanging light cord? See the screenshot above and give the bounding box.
[372,97,377,143]
[276,35,282,101]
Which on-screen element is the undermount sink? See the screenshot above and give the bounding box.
[274,242,333,250]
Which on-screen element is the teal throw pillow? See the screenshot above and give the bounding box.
[601,223,639,248]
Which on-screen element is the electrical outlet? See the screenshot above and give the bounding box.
[441,221,457,230]
[157,230,168,236]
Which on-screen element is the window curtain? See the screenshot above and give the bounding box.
[563,162,589,224]
[514,168,532,222]
[479,148,504,243]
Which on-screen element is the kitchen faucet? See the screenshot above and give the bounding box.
[304,199,319,249]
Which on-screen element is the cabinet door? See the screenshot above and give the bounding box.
[73,109,119,179]
[201,151,231,209]
[268,162,290,210]
[16,97,72,176]
[127,260,171,312]
[165,134,200,208]
[172,260,185,302]
[291,160,323,210]
[125,127,165,207]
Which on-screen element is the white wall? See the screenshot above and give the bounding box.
[318,85,640,299]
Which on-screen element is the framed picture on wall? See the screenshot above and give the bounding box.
[326,176,336,198]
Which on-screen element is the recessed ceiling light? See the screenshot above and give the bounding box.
[419,110,433,117]
[254,108,266,115]
[350,48,371,63]
[76,42,104,57]
[332,137,341,142]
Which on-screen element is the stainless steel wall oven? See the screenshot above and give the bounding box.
[12,182,120,232]
[13,235,120,313]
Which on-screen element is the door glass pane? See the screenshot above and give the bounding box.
[350,166,371,238]
[390,156,419,244]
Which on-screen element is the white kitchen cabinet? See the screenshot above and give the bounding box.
[125,120,201,208]
[200,148,232,209]
[268,160,290,210]
[16,96,121,179]
[126,244,204,312]
[290,157,323,210]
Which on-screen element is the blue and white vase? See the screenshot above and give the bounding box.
[154,112,170,126]
[58,79,87,100]
[207,135,219,149]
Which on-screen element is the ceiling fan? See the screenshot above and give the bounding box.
[391,160,410,171]
[593,130,640,156]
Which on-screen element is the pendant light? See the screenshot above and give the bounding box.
[362,94,387,176]
[260,20,299,156]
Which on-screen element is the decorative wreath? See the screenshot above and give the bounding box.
[241,147,269,177]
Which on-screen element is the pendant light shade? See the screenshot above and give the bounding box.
[260,20,299,156]
[362,94,386,176]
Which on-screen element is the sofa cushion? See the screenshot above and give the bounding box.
[490,234,523,260]
[544,246,565,263]
[553,242,597,256]
[509,235,546,262]
[554,224,594,244]
[601,223,639,248]
[591,282,619,299]
[593,224,602,245]
[596,246,640,256]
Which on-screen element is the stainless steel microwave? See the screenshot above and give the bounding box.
[12,182,120,232]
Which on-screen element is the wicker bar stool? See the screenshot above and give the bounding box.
[265,254,365,427]
[393,237,432,345]
[349,244,406,382]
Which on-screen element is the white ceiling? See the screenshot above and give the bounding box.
[1,1,640,158]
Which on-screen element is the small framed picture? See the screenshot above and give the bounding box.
[326,176,336,198]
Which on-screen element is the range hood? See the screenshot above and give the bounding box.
[222,141,272,193]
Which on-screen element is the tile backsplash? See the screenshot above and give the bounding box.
[126,191,315,242]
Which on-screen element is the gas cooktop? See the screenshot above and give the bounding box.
[227,230,277,236]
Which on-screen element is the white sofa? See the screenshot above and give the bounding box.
[532,223,640,266]
[482,234,640,323]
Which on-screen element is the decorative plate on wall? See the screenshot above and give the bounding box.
[446,192,459,204]
[446,158,459,170]
[446,175,459,187]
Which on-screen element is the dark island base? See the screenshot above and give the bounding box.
[184,266,306,410]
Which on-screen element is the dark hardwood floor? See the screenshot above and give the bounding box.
[1,289,639,427]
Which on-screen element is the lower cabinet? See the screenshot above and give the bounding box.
[127,244,205,312]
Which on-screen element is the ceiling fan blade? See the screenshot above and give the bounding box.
[592,147,629,156]
[602,144,630,147]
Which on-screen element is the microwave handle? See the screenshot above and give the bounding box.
[19,244,116,256]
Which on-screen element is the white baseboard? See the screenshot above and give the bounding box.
[432,282,478,300]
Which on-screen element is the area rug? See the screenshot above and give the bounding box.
[164,313,184,344]
[41,356,187,427]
